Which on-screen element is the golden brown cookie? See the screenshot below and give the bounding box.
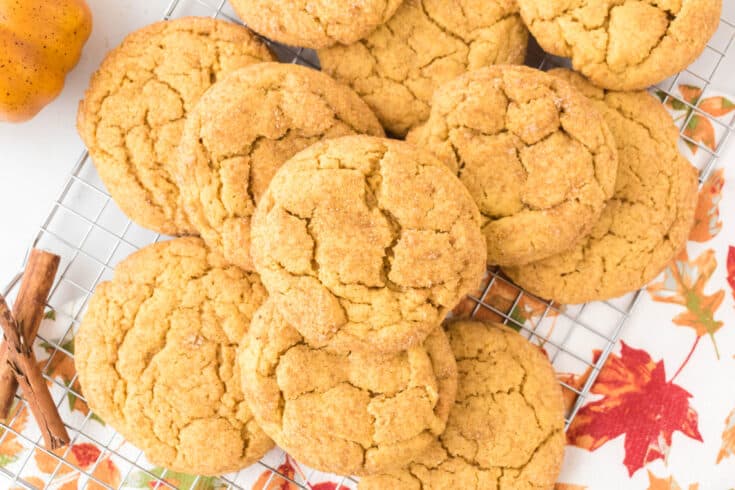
[250,135,486,354]
[408,66,618,267]
[239,300,457,475]
[319,0,529,136]
[229,0,403,49]
[177,62,384,271]
[359,320,566,490]
[77,17,274,235]
[518,0,722,90]
[504,69,699,304]
[75,237,272,475]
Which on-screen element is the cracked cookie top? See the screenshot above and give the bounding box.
[238,299,458,475]
[408,65,619,267]
[359,320,566,490]
[77,17,274,235]
[318,0,529,136]
[518,0,722,90]
[229,0,403,49]
[250,135,487,353]
[504,69,698,304]
[177,63,384,271]
[75,237,272,475]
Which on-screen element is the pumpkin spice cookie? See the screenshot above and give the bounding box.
[239,300,458,475]
[359,320,566,490]
[518,0,722,90]
[504,69,699,304]
[75,237,272,475]
[229,0,403,49]
[77,17,275,235]
[318,0,529,136]
[250,135,487,354]
[408,65,618,267]
[177,62,384,271]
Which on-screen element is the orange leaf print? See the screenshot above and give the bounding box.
[567,343,702,476]
[690,169,724,242]
[33,442,120,489]
[58,476,81,490]
[664,85,702,111]
[34,450,79,488]
[678,85,703,106]
[39,338,90,417]
[558,368,592,414]
[647,470,699,490]
[717,407,735,464]
[648,249,724,356]
[12,477,45,489]
[0,403,29,466]
[34,447,64,474]
[660,85,721,155]
[67,442,118,487]
[453,276,557,332]
[699,96,735,117]
[452,275,490,319]
[727,246,735,300]
[87,455,121,490]
[684,115,717,155]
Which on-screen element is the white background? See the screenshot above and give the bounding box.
[0,0,165,285]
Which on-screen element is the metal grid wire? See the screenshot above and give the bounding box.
[0,0,733,488]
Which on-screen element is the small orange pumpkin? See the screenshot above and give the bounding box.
[0,0,92,122]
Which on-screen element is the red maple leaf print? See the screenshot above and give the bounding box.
[70,442,101,468]
[567,343,702,476]
[253,459,299,490]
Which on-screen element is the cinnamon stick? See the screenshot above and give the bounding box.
[0,295,69,449]
[0,250,60,418]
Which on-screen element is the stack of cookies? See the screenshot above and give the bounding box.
[72,0,722,487]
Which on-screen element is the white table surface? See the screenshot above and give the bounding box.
[0,0,167,286]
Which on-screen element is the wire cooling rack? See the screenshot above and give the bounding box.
[1,0,734,488]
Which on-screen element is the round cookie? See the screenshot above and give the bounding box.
[229,0,403,49]
[250,135,487,354]
[518,0,722,90]
[77,17,275,235]
[239,299,458,475]
[75,237,272,475]
[318,0,529,136]
[504,69,699,304]
[177,62,384,271]
[408,65,619,267]
[359,320,566,490]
